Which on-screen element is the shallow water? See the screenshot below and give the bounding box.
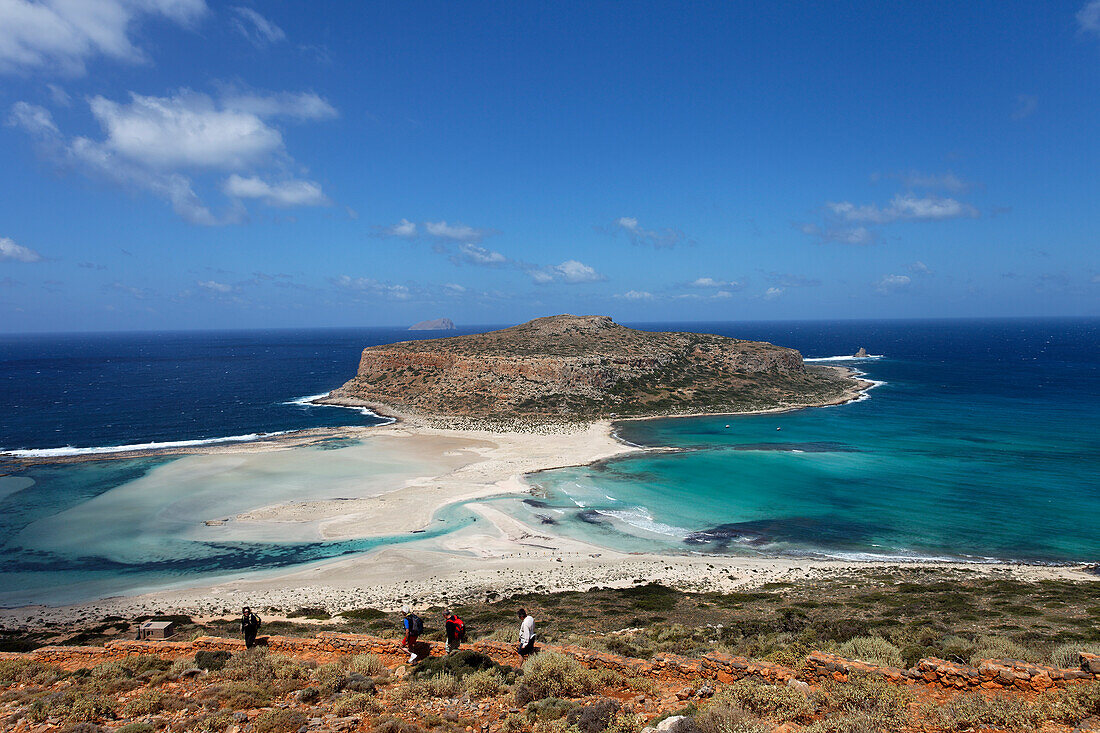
[518,319,1100,564]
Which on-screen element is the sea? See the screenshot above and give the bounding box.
[1,318,1097,607]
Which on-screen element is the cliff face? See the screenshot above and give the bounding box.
[330,315,855,420]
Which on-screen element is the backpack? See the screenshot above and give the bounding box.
[408,613,424,635]
[453,616,465,641]
[253,614,261,630]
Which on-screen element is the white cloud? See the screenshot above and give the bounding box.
[379,219,418,238]
[618,290,653,300]
[218,89,336,121]
[615,216,684,248]
[799,222,876,246]
[333,275,412,300]
[553,260,602,283]
[458,243,507,265]
[197,279,233,293]
[6,100,58,135]
[828,194,979,224]
[230,6,285,47]
[46,83,70,106]
[223,174,328,207]
[764,287,784,300]
[689,276,743,289]
[0,236,42,262]
[443,283,466,294]
[876,274,911,293]
[907,261,932,275]
[88,91,284,169]
[0,0,207,76]
[1078,0,1100,35]
[426,221,492,242]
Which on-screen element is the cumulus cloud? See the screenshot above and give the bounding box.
[765,272,820,288]
[456,243,507,265]
[378,219,418,239]
[876,274,911,293]
[689,276,743,290]
[615,216,684,248]
[0,0,207,75]
[907,261,932,275]
[217,89,336,120]
[197,279,233,293]
[0,236,43,262]
[425,221,493,243]
[9,87,336,223]
[443,283,466,294]
[552,259,602,283]
[828,194,979,224]
[617,290,654,300]
[223,174,328,207]
[764,287,784,300]
[230,6,285,47]
[1078,0,1100,35]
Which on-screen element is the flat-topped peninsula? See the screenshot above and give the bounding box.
[319,314,867,423]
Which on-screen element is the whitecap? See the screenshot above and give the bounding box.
[284,393,396,423]
[3,432,289,458]
[804,354,885,362]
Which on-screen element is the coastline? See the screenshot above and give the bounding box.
[4,365,1097,624]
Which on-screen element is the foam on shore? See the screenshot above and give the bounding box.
[804,354,885,362]
[2,432,288,458]
[286,393,397,423]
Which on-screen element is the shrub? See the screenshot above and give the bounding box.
[464,668,507,698]
[409,650,512,681]
[122,655,172,676]
[1051,643,1100,669]
[693,699,769,733]
[607,711,645,733]
[187,712,235,733]
[835,636,904,668]
[253,708,308,733]
[1046,681,1100,723]
[925,693,1044,730]
[0,658,63,686]
[312,662,348,695]
[420,672,462,698]
[565,698,620,733]
[802,714,883,733]
[333,692,382,716]
[194,650,231,671]
[820,674,911,724]
[121,688,178,716]
[29,690,115,724]
[89,660,128,680]
[708,681,812,723]
[340,608,387,621]
[968,635,1042,665]
[286,607,331,619]
[116,724,155,733]
[525,697,579,722]
[219,650,309,683]
[516,651,600,701]
[350,653,385,676]
[58,724,106,733]
[198,681,273,709]
[372,715,430,733]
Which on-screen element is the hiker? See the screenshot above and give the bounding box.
[400,605,424,663]
[517,608,537,659]
[240,607,261,649]
[444,609,464,654]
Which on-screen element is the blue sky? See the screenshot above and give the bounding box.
[1,1,1098,332]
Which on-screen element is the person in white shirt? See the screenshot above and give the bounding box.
[517,608,537,658]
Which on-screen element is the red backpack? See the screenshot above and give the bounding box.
[451,615,466,641]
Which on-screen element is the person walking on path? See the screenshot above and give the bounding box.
[400,606,424,663]
[517,608,537,659]
[444,610,464,654]
[240,607,261,649]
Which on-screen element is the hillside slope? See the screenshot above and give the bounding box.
[324,315,861,421]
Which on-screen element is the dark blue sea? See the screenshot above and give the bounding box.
[0,318,1097,606]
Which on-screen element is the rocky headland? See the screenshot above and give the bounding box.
[320,315,865,425]
[409,318,456,331]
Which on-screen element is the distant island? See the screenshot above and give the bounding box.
[320,314,868,424]
[409,318,456,331]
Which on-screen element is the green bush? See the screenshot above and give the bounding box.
[802,713,883,733]
[693,699,769,733]
[120,688,178,716]
[708,680,812,723]
[197,681,274,709]
[194,650,231,671]
[835,636,904,668]
[419,672,462,698]
[409,649,512,681]
[464,668,507,698]
[1046,681,1100,723]
[340,607,387,621]
[29,690,115,724]
[525,696,579,721]
[925,693,1045,730]
[350,653,385,676]
[116,723,155,733]
[565,698,620,733]
[514,651,601,702]
[253,708,308,733]
[968,635,1043,666]
[1051,643,1100,669]
[820,674,911,724]
[0,658,63,686]
[121,655,172,676]
[218,649,310,683]
[333,692,382,716]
